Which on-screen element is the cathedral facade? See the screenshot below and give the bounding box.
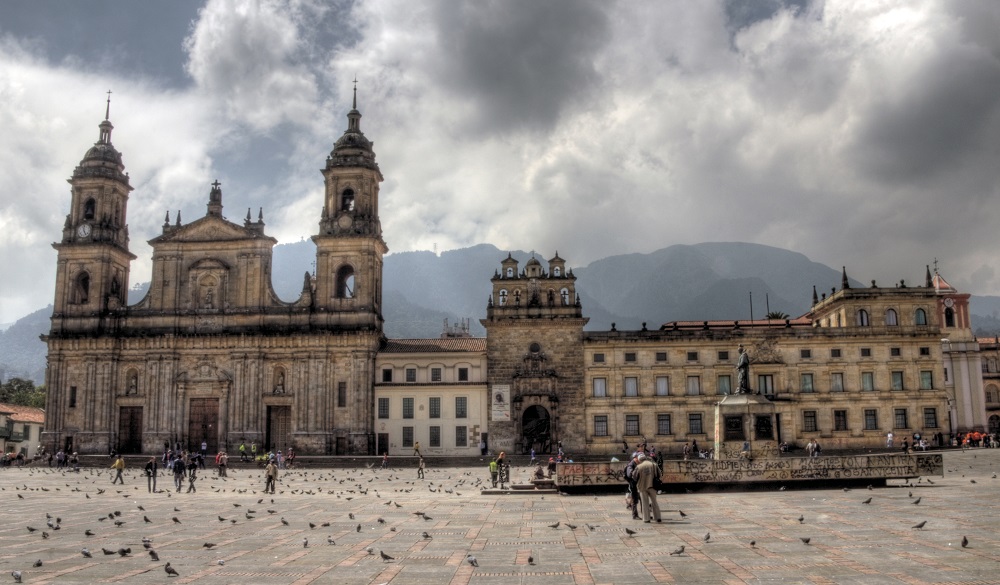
[43,95,385,456]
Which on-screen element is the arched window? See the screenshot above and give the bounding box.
[945,307,955,327]
[335,265,355,299]
[340,189,355,212]
[83,198,96,220]
[856,309,870,326]
[498,289,508,306]
[73,272,90,304]
[885,308,898,326]
[553,266,561,277]
[915,308,927,326]
[986,384,999,403]
[560,287,570,305]
[505,267,514,278]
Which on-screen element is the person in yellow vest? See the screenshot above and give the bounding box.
[489,458,499,488]
[111,455,126,485]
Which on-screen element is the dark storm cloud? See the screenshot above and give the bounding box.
[427,0,610,135]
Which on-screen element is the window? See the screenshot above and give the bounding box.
[718,351,730,361]
[885,308,898,326]
[553,266,561,277]
[429,397,441,419]
[987,385,999,403]
[915,308,928,326]
[624,352,637,363]
[920,371,933,390]
[834,410,848,431]
[340,188,355,211]
[657,414,672,435]
[655,376,670,396]
[73,273,90,304]
[830,348,842,358]
[455,397,468,419]
[688,413,703,435]
[406,368,416,383]
[455,426,467,447]
[429,426,441,447]
[431,368,442,382]
[687,351,698,362]
[803,410,818,432]
[831,373,844,392]
[857,309,870,326]
[894,408,908,429]
[593,378,607,397]
[337,382,347,407]
[625,414,640,436]
[69,386,77,408]
[593,353,605,364]
[655,352,667,362]
[890,347,901,357]
[945,307,955,327]
[864,409,878,430]
[800,373,814,393]
[403,398,414,419]
[919,347,930,357]
[594,415,609,437]
[717,375,731,395]
[861,372,875,392]
[758,374,774,396]
[861,347,872,358]
[624,377,638,397]
[335,265,355,299]
[498,289,508,306]
[382,368,393,383]
[560,288,570,305]
[402,426,414,447]
[458,367,469,382]
[686,376,701,396]
[891,371,904,391]
[83,198,96,220]
[923,408,939,429]
[377,397,389,419]
[800,349,812,359]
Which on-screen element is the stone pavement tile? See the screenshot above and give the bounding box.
[2,450,1000,584]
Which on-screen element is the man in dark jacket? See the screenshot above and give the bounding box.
[624,453,641,520]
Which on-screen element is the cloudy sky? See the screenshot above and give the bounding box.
[2,0,1000,324]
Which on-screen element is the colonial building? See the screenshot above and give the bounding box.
[0,403,45,459]
[976,337,1000,433]
[43,92,386,456]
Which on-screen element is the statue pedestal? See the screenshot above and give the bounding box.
[713,393,779,460]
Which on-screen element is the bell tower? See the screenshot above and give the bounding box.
[312,85,387,330]
[51,93,135,326]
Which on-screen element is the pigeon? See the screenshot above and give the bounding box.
[102,548,117,555]
[82,548,92,558]
[912,497,921,505]
[309,523,316,530]
[11,571,21,583]
[303,538,309,548]
[423,515,432,521]
[327,536,335,545]
[203,543,216,549]
[144,516,152,523]
[528,555,535,565]
[25,527,37,533]
[281,517,289,526]
[566,523,578,530]
[377,517,386,525]
[624,527,638,536]
[380,550,394,562]
[172,517,182,524]
[422,531,432,539]
[678,510,687,518]
[32,560,42,568]
[164,562,179,576]
[703,532,711,542]
[218,516,227,522]
[349,513,355,520]
[217,560,225,566]
[800,537,811,545]
[749,540,756,548]
[466,555,478,567]
[85,529,95,536]
[586,524,597,531]
[862,497,872,505]
[149,550,160,561]
[118,547,131,557]
[114,520,125,527]
[669,545,685,556]
[356,524,362,533]
[42,531,50,539]
[365,547,374,555]
[912,521,927,530]
[798,515,804,523]
[548,522,560,529]
[961,536,969,548]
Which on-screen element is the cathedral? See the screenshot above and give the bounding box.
[43,92,385,456]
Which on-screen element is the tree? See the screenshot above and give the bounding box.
[766,311,789,320]
[0,378,46,408]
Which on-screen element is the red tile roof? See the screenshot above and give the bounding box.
[382,338,486,353]
[0,403,45,424]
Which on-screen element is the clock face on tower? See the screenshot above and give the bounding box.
[77,224,92,238]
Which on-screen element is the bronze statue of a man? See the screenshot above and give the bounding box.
[735,345,751,394]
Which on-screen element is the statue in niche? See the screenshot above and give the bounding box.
[204,288,214,309]
[127,374,137,395]
[735,345,752,394]
[274,372,285,394]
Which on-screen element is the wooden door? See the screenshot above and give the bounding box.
[266,406,291,451]
[188,398,219,453]
[118,407,143,454]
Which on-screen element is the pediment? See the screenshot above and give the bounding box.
[152,216,263,243]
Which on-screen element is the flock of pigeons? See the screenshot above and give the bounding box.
[3,456,989,582]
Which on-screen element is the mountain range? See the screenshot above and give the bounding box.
[5,241,999,385]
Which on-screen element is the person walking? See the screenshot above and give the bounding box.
[110,455,126,485]
[417,456,425,479]
[529,447,537,466]
[496,451,508,488]
[624,453,641,520]
[264,459,278,494]
[251,442,258,462]
[200,440,208,463]
[144,457,158,493]
[239,442,247,462]
[172,455,186,492]
[633,454,662,523]
[381,452,389,469]
[886,432,894,448]
[489,458,499,488]
[413,441,421,457]
[186,458,198,493]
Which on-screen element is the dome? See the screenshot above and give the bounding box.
[72,119,129,183]
[526,257,542,267]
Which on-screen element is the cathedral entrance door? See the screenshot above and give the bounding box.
[266,406,291,451]
[188,398,219,453]
[521,405,551,454]
[118,406,143,454]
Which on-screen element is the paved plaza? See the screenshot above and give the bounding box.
[1,450,998,585]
